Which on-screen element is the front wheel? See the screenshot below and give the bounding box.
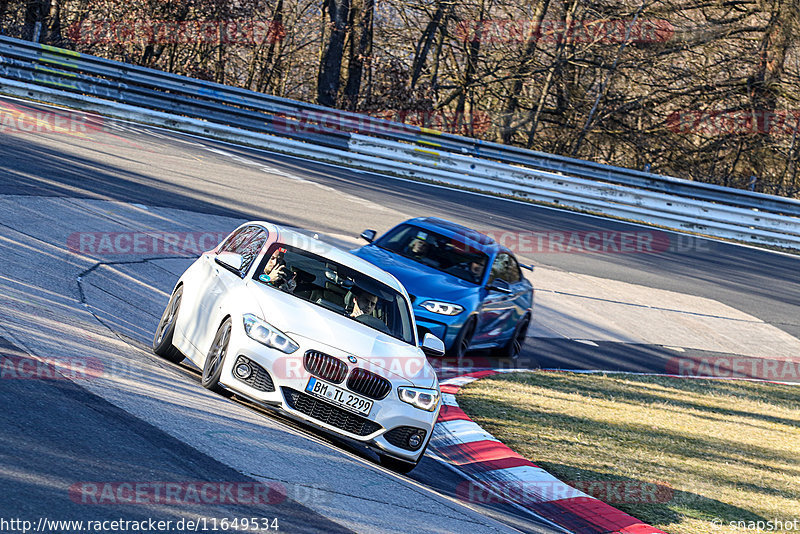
[447,316,476,359]
[153,286,185,363]
[202,318,232,396]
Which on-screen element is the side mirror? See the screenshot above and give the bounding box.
[360,229,377,243]
[520,263,534,272]
[216,251,244,272]
[420,333,445,357]
[487,279,512,294]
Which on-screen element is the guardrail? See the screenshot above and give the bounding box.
[2,35,799,249]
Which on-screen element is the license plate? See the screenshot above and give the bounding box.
[305,377,373,417]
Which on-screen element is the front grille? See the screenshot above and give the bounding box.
[384,426,428,451]
[234,356,275,392]
[304,350,348,384]
[282,387,382,436]
[347,368,392,400]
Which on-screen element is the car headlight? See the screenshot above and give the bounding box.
[243,314,299,354]
[420,300,464,316]
[398,386,440,412]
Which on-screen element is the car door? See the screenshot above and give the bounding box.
[501,253,530,332]
[176,226,251,353]
[192,226,268,354]
[473,253,518,344]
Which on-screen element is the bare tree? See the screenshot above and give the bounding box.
[318,0,351,106]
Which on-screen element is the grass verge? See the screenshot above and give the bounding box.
[457,372,800,534]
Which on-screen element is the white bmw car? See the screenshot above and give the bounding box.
[153,222,445,472]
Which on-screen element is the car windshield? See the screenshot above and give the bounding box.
[254,244,415,344]
[374,224,490,284]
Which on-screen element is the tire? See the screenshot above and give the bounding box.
[493,314,530,360]
[447,316,476,359]
[153,286,185,364]
[202,318,233,396]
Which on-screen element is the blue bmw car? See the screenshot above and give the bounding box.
[352,218,534,359]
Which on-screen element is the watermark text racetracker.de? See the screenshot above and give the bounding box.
[457,480,674,505]
[67,231,228,257]
[69,482,288,506]
[0,516,280,533]
[469,229,710,254]
[1,101,108,136]
[667,110,800,136]
[67,20,286,46]
[455,19,675,44]
[667,356,800,382]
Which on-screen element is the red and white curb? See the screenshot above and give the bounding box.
[430,370,667,534]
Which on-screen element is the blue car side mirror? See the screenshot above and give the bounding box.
[360,229,377,243]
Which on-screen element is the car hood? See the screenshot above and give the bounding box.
[247,282,437,388]
[352,245,480,301]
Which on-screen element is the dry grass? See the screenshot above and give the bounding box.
[458,372,800,534]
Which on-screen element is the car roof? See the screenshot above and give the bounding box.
[248,221,409,296]
[400,217,502,255]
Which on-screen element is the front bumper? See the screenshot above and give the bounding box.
[413,308,470,351]
[217,322,440,463]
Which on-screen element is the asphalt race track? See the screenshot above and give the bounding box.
[1,95,799,532]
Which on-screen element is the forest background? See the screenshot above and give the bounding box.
[2,0,799,197]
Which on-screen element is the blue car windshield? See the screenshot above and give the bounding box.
[374,224,489,284]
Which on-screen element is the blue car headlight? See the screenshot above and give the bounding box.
[243,314,299,354]
[420,300,464,316]
[398,387,440,411]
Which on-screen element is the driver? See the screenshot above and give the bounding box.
[260,248,297,293]
[349,288,391,334]
[350,288,378,317]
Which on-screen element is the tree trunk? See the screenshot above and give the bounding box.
[498,0,551,144]
[745,0,797,192]
[343,0,374,110]
[455,0,485,127]
[45,0,61,44]
[409,0,450,90]
[0,0,10,33]
[318,0,351,107]
[526,0,578,147]
[23,0,50,41]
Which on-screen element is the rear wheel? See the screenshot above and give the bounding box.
[153,286,185,363]
[493,314,530,359]
[202,318,232,396]
[447,316,476,359]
